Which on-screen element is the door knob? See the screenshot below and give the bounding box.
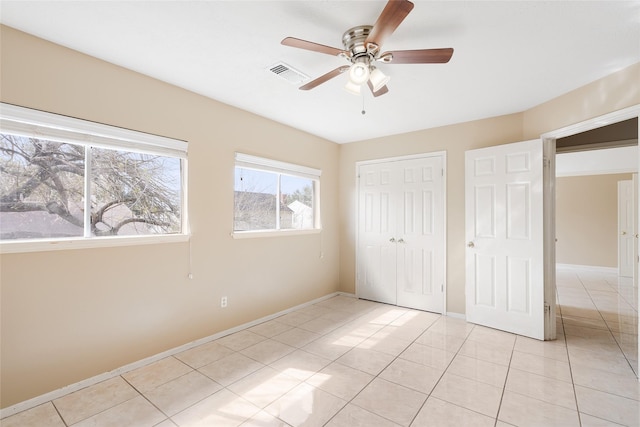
[622,231,627,235]
[467,241,475,248]
[398,238,405,244]
[389,238,396,243]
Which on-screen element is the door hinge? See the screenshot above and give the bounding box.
[441,284,444,292]
[543,157,551,168]
[544,302,551,314]
[441,169,444,176]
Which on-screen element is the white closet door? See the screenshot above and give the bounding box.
[396,156,445,312]
[357,162,398,305]
[357,154,446,313]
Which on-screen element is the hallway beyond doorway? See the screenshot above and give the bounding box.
[557,265,638,377]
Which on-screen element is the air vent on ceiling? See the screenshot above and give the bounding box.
[268,62,309,85]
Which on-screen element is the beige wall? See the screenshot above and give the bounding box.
[0,26,341,408]
[523,62,640,139]
[2,23,639,409]
[556,174,632,268]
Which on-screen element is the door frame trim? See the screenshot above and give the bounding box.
[541,104,640,362]
[355,151,448,314]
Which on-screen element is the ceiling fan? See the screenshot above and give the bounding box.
[281,0,454,97]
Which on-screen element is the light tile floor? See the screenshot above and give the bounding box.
[3,266,639,427]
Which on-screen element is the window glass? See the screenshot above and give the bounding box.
[281,175,314,230]
[233,154,319,234]
[91,148,182,236]
[0,134,85,239]
[234,167,278,231]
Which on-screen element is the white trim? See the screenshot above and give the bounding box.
[556,146,638,177]
[442,152,448,314]
[231,228,321,239]
[336,291,356,298]
[556,263,618,274]
[0,103,187,158]
[541,104,640,140]
[0,291,343,419]
[543,139,557,341]
[235,152,321,179]
[355,151,447,167]
[445,312,466,320]
[0,233,190,254]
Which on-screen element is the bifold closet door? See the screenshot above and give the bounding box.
[357,161,399,305]
[395,156,445,312]
[357,155,445,313]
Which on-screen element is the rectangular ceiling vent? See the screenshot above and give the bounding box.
[268,62,309,85]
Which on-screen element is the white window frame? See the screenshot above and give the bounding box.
[0,103,189,254]
[233,153,321,238]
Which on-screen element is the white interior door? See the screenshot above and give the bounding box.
[357,162,398,305]
[618,179,635,278]
[357,154,446,313]
[465,139,545,340]
[396,156,445,312]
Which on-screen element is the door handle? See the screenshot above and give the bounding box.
[398,238,405,244]
[467,241,475,248]
[389,238,396,243]
[622,231,627,235]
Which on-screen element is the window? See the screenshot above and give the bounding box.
[0,103,187,251]
[234,153,320,235]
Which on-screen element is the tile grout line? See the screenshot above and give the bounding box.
[560,271,582,427]
[50,401,69,427]
[492,337,517,427]
[572,270,638,375]
[119,373,175,425]
[320,309,449,426]
[321,306,432,426]
[229,300,387,426]
[404,320,483,427]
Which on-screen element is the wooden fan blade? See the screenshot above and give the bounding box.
[281,37,347,57]
[384,48,454,64]
[300,66,350,90]
[368,81,389,97]
[365,0,415,48]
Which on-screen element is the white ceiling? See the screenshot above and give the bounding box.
[1,1,639,144]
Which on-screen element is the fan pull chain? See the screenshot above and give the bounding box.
[361,94,366,115]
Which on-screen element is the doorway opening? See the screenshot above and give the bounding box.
[543,109,640,376]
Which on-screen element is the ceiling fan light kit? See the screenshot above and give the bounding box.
[344,80,362,95]
[369,67,391,92]
[348,61,371,85]
[281,0,454,97]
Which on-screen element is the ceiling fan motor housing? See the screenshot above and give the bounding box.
[342,25,375,62]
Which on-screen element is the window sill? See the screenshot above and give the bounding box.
[231,229,321,239]
[0,234,190,254]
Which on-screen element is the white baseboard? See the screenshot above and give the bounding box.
[336,291,356,298]
[445,311,466,320]
[556,263,618,274]
[0,291,343,419]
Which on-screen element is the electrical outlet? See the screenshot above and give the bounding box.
[220,296,228,308]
